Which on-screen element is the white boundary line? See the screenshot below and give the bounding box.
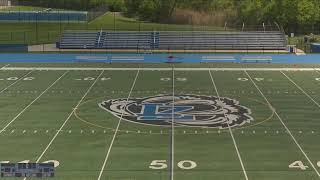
[1,64,10,69]
[2,67,320,71]
[22,71,104,180]
[281,71,320,108]
[0,71,33,94]
[170,67,175,180]
[244,70,320,178]
[33,70,105,165]
[0,71,68,134]
[97,69,140,180]
[209,70,249,180]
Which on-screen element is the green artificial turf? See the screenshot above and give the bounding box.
[0,63,319,180]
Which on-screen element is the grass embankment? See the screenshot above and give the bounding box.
[0,12,226,45]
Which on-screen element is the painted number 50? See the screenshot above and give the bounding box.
[149,160,197,170]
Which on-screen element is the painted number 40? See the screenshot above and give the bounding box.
[289,161,320,170]
[149,160,197,170]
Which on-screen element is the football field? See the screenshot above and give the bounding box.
[0,63,320,180]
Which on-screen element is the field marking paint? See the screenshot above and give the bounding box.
[281,71,320,108]
[0,71,33,95]
[170,67,175,180]
[244,71,320,178]
[3,67,320,71]
[97,70,140,180]
[0,71,68,134]
[209,70,249,180]
[1,64,10,69]
[32,71,105,166]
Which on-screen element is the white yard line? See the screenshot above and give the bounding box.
[97,70,140,180]
[281,71,320,108]
[0,71,33,94]
[170,67,175,180]
[1,64,10,69]
[33,70,105,164]
[208,70,249,180]
[2,67,320,71]
[0,71,68,134]
[244,70,320,178]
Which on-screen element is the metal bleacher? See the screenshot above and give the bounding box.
[102,32,152,49]
[58,26,287,50]
[158,31,286,50]
[59,31,99,49]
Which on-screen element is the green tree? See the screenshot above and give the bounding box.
[105,0,125,12]
[138,0,159,21]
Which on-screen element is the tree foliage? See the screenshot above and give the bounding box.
[122,0,320,32]
[16,0,320,33]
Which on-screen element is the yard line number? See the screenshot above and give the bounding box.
[238,78,266,82]
[0,77,35,81]
[0,160,60,167]
[161,78,187,82]
[241,78,320,82]
[149,160,197,170]
[75,77,111,81]
[289,161,320,170]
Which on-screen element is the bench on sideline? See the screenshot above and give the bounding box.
[201,56,236,63]
[241,56,272,63]
[110,56,144,63]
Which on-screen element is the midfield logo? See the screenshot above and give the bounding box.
[99,95,253,129]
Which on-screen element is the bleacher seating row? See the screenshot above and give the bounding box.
[58,30,287,50]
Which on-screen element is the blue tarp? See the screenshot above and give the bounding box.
[0,11,87,22]
[311,43,320,53]
[0,45,28,52]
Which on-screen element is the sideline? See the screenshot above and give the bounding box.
[2,67,320,71]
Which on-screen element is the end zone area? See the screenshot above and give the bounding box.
[0,64,320,180]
